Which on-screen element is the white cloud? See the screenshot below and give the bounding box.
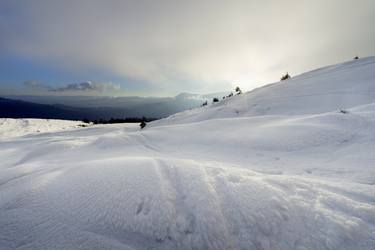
[22,80,121,94]
[51,81,120,93]
[23,80,42,88]
[1,0,375,94]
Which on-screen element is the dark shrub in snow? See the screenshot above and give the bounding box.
[340,109,349,114]
[140,120,146,129]
[281,72,291,81]
[235,86,242,94]
[140,117,147,129]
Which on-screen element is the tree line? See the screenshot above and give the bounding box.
[82,117,158,125]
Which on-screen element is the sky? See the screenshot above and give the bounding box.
[0,0,374,96]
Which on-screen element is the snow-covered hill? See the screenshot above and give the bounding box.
[153,56,375,126]
[1,57,375,250]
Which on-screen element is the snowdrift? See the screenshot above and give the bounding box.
[1,57,375,249]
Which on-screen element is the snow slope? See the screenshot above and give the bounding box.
[152,56,375,126]
[1,57,375,249]
[0,118,86,139]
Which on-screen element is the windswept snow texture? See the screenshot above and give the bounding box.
[1,57,375,250]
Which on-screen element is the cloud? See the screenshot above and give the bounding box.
[2,0,375,94]
[23,80,53,92]
[24,80,43,88]
[51,81,120,92]
[22,80,121,94]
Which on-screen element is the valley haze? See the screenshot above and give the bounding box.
[0,92,228,120]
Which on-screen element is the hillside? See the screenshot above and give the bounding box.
[152,56,375,126]
[0,97,93,120]
[0,58,375,250]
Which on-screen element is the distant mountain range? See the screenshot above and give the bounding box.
[0,92,229,120]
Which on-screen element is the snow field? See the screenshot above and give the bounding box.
[1,57,375,249]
